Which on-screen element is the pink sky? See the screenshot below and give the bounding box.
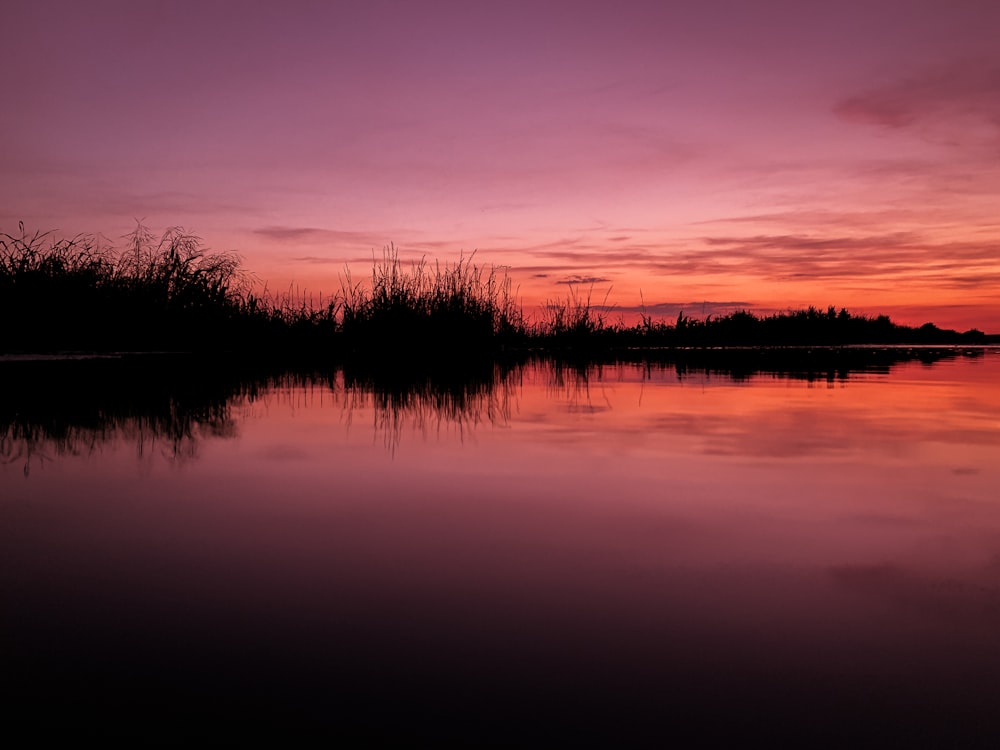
[3,0,1000,331]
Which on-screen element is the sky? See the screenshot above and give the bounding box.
[3,0,1000,331]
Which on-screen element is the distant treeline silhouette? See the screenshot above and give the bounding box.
[617,306,989,347]
[1,223,992,356]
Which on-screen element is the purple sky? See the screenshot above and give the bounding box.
[4,0,1000,330]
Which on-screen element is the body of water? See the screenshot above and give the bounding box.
[3,350,999,744]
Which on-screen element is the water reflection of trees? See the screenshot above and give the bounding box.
[604,346,987,383]
[536,347,991,414]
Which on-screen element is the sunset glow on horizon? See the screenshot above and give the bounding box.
[4,0,1000,332]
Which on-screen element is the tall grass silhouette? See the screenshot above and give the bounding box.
[1,223,258,352]
[1,222,990,356]
[340,245,524,356]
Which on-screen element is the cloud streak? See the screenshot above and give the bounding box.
[613,301,756,318]
[252,226,392,245]
[508,231,1000,293]
[836,60,1000,148]
[554,275,611,286]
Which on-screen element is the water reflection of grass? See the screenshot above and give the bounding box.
[340,360,519,452]
[0,349,992,469]
[0,355,245,474]
[0,355,524,469]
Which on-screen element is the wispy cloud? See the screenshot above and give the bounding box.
[252,226,390,245]
[554,274,611,286]
[506,230,1000,296]
[290,256,345,265]
[694,207,948,231]
[253,226,476,263]
[835,60,1000,148]
[695,233,1000,287]
[701,232,920,252]
[614,301,755,317]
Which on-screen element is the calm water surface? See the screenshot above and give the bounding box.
[3,351,1000,744]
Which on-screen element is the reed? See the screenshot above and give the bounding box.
[339,245,524,356]
[1,223,256,352]
[1,223,990,356]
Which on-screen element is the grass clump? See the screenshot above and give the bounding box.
[1,223,253,352]
[537,284,615,347]
[340,246,524,357]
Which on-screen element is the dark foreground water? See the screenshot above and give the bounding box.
[3,350,1000,745]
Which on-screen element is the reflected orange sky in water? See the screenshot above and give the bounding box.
[156,352,1000,578]
[3,352,1000,741]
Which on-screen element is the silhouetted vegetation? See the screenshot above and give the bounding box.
[1,224,261,352]
[339,247,524,358]
[2,223,994,357]
[617,305,990,348]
